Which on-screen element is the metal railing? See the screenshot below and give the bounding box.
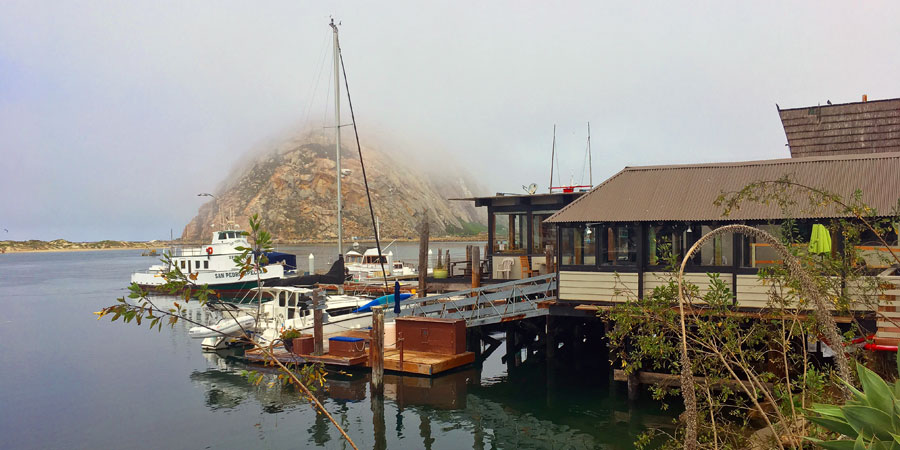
[384,273,556,327]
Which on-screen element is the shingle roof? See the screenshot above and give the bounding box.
[545,152,900,223]
[780,98,900,158]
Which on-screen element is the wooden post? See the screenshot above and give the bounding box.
[371,306,385,394]
[417,218,429,298]
[445,249,451,275]
[313,288,324,356]
[544,244,554,274]
[471,245,481,289]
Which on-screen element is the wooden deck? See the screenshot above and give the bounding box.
[383,349,475,376]
[242,347,368,367]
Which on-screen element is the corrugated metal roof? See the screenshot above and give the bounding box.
[780,98,900,158]
[546,152,900,223]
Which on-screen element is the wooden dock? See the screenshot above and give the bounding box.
[383,349,475,376]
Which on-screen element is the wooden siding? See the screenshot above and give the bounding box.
[779,98,900,158]
[875,277,900,341]
[559,271,638,302]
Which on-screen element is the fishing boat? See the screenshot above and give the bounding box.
[130,229,291,293]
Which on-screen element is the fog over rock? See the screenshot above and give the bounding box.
[182,130,486,242]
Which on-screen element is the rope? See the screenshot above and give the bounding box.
[338,50,390,290]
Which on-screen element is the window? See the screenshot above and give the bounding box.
[532,212,557,254]
[203,260,209,269]
[218,232,226,240]
[180,260,185,269]
[560,226,596,266]
[600,224,637,266]
[739,224,781,268]
[697,225,733,266]
[195,260,200,269]
[648,224,687,266]
[493,213,527,253]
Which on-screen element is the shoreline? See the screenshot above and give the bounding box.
[1,235,488,254]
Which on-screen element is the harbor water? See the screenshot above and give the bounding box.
[0,246,672,449]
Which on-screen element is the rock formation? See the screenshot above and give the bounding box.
[181,131,486,242]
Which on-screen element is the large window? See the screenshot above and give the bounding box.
[600,224,638,266]
[648,224,687,266]
[493,213,527,254]
[560,226,596,266]
[532,212,557,254]
[698,225,733,267]
[739,224,784,268]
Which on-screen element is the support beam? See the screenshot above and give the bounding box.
[313,288,324,355]
[417,217,429,298]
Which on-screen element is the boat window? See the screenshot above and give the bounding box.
[278,295,285,308]
[327,306,355,317]
[289,297,296,307]
[287,307,295,320]
[180,260,185,269]
[599,224,637,267]
[195,260,200,269]
[218,232,226,240]
[203,260,208,269]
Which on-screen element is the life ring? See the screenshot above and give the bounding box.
[206,247,213,255]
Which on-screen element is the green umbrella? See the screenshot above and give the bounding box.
[808,223,832,255]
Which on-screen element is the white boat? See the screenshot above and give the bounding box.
[345,246,418,281]
[130,229,286,292]
[254,286,374,346]
[188,314,256,339]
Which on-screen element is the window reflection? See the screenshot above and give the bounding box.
[560,226,596,265]
[600,224,637,266]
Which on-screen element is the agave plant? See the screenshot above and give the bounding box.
[805,356,900,449]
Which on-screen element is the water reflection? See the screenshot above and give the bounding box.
[186,350,670,449]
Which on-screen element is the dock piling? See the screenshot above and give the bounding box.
[417,217,429,298]
[313,289,324,355]
[371,306,385,394]
[471,245,481,289]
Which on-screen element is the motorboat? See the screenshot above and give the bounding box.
[131,229,292,292]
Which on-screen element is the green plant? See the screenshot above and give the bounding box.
[281,328,302,340]
[805,357,900,449]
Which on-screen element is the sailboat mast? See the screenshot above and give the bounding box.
[548,124,556,193]
[587,122,592,186]
[330,19,343,258]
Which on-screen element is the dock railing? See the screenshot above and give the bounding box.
[384,273,556,327]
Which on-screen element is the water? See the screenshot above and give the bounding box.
[0,248,671,449]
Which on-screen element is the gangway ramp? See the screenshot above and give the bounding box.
[384,273,556,327]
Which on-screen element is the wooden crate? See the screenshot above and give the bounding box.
[329,336,367,358]
[292,335,314,355]
[395,317,466,355]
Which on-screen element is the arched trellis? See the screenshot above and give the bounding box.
[675,224,852,450]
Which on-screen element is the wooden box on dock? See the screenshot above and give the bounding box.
[292,335,314,356]
[395,317,466,355]
[328,336,367,358]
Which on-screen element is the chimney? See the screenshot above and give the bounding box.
[862,94,868,102]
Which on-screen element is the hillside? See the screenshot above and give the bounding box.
[181,131,486,242]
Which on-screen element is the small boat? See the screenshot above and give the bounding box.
[345,247,418,281]
[130,229,291,293]
[188,314,256,339]
[253,286,375,346]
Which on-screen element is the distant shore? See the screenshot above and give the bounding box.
[1,234,487,254]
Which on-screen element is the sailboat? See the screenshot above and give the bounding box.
[190,20,409,350]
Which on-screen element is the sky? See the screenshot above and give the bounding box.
[1,1,899,241]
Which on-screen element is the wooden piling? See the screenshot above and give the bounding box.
[313,289,324,355]
[417,218,429,298]
[471,245,481,289]
[370,306,385,394]
[544,244,555,273]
